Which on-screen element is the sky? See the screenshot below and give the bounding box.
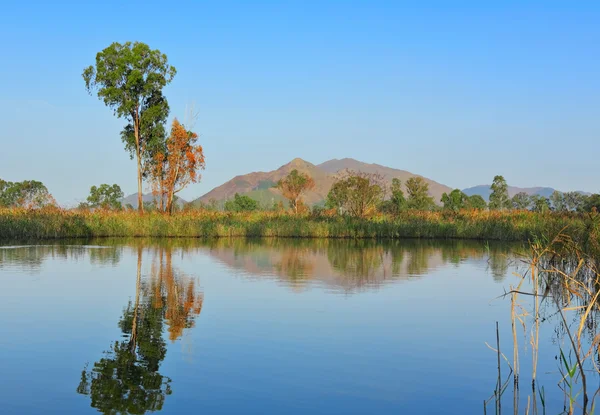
[0,1,598,205]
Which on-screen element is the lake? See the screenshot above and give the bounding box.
[0,238,593,414]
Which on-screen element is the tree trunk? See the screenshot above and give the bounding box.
[137,155,143,214]
[134,111,144,214]
[130,245,143,354]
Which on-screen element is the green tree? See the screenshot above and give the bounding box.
[441,189,468,212]
[530,195,551,213]
[511,192,531,210]
[83,42,176,213]
[583,194,600,212]
[549,191,566,212]
[85,184,124,210]
[224,193,259,212]
[405,177,435,210]
[466,195,487,210]
[325,171,384,217]
[564,191,585,212]
[275,169,315,214]
[390,178,407,212]
[489,175,510,210]
[0,179,54,208]
[379,178,407,215]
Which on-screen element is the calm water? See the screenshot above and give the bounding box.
[0,238,591,414]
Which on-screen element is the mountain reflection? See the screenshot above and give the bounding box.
[77,246,203,414]
[205,239,518,291]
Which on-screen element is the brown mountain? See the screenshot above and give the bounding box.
[193,158,453,206]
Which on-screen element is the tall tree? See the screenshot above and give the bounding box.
[405,177,435,210]
[83,42,176,213]
[276,169,315,214]
[511,192,531,210]
[441,189,468,212]
[489,175,510,210]
[85,184,124,210]
[150,119,205,214]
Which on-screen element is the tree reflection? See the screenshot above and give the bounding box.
[77,245,203,414]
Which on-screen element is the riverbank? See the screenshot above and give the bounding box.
[1,208,598,248]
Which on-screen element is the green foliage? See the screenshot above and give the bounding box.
[224,193,259,212]
[405,177,435,210]
[441,189,468,212]
[467,195,487,210]
[390,178,407,212]
[83,42,176,211]
[550,190,566,211]
[511,192,531,210]
[489,175,511,210]
[0,179,53,208]
[326,172,384,217]
[85,184,124,210]
[583,194,600,212]
[564,191,585,212]
[530,195,551,213]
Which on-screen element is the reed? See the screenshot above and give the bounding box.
[0,207,598,251]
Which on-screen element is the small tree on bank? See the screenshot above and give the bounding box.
[276,169,315,214]
[489,175,510,210]
[83,42,176,213]
[326,171,384,217]
[0,179,55,208]
[224,193,259,212]
[150,119,205,214]
[441,189,469,212]
[84,184,124,210]
[467,195,487,210]
[405,177,435,210]
[511,192,530,210]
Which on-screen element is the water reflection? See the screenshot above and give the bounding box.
[0,244,121,272]
[204,239,519,292]
[76,246,203,414]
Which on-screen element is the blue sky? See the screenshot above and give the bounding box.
[1,1,598,205]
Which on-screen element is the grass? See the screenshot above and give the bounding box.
[1,207,599,249]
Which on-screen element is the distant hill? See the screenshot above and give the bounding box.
[192,158,453,206]
[120,193,187,209]
[462,185,590,201]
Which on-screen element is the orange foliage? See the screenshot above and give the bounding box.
[151,119,205,214]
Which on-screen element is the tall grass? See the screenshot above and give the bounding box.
[0,207,598,249]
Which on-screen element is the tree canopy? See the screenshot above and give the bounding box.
[326,171,384,217]
[83,42,176,213]
[150,119,205,214]
[0,179,55,208]
[405,177,435,210]
[489,175,510,210]
[441,189,468,212]
[276,169,315,214]
[224,193,259,212]
[84,184,124,210]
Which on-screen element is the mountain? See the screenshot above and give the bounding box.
[462,185,590,201]
[195,158,335,207]
[193,158,453,206]
[121,193,187,209]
